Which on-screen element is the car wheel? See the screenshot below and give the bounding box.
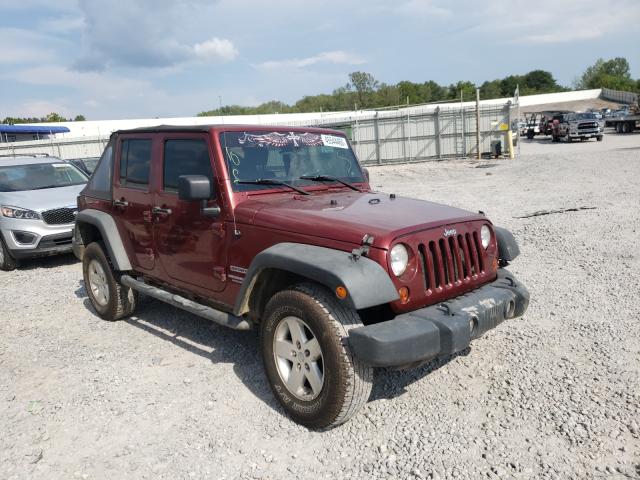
[616,123,623,133]
[82,242,137,320]
[261,283,373,429]
[566,134,572,143]
[527,131,534,140]
[0,236,18,271]
[597,135,603,142]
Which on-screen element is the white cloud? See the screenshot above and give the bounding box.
[257,51,366,69]
[193,38,239,62]
[473,0,640,44]
[72,0,237,71]
[41,16,85,34]
[0,28,68,64]
[395,0,452,17]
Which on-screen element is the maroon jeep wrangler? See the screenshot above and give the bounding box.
[73,125,529,429]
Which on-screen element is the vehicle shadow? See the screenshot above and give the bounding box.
[77,284,470,415]
[18,252,79,271]
[76,286,283,416]
[370,348,471,401]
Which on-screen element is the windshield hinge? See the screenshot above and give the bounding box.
[350,234,374,261]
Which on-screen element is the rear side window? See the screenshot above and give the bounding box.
[163,139,213,193]
[120,139,152,187]
[84,139,114,198]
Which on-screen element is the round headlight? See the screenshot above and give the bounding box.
[481,225,491,249]
[390,244,409,277]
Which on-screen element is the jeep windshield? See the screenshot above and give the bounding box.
[220,131,365,193]
[0,162,87,192]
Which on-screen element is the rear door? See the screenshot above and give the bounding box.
[112,134,156,271]
[152,134,227,293]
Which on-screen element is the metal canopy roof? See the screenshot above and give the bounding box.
[0,125,70,134]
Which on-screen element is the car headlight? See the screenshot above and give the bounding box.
[480,225,491,249]
[0,206,41,220]
[390,244,409,277]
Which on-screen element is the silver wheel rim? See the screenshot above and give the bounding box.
[273,316,324,401]
[0,242,5,265]
[87,259,109,307]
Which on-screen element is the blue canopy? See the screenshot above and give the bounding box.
[0,125,70,134]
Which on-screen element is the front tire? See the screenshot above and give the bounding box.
[261,283,373,429]
[82,242,137,320]
[0,236,18,271]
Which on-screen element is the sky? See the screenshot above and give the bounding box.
[1,0,639,120]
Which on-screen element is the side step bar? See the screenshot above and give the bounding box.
[120,275,252,330]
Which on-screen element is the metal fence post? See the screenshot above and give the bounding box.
[462,107,467,156]
[374,112,381,165]
[476,89,481,160]
[407,110,412,162]
[435,107,441,160]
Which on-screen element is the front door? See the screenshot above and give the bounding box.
[111,135,156,271]
[153,135,226,293]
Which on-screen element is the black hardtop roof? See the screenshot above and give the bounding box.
[112,124,344,136]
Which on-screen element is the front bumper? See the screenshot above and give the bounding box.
[1,217,74,260]
[349,269,529,367]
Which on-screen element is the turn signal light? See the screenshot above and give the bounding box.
[398,286,410,304]
[335,286,348,299]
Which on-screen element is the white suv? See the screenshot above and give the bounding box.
[0,154,88,271]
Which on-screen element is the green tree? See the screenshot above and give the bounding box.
[74,115,86,121]
[45,112,67,122]
[480,79,503,99]
[576,57,636,91]
[348,71,379,108]
[522,70,559,93]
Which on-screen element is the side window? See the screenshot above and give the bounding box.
[119,139,152,188]
[163,139,214,194]
[86,140,114,195]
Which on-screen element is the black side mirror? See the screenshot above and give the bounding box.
[178,175,212,201]
[178,175,220,217]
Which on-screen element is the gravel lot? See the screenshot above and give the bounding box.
[1,131,639,480]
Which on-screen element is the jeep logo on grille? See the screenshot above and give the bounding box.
[443,228,457,237]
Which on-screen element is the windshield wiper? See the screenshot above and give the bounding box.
[31,185,60,190]
[300,175,361,192]
[236,179,310,195]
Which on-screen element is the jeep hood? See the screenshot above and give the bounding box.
[236,190,485,249]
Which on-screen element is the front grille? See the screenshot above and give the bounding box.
[41,208,77,225]
[578,122,598,129]
[417,231,485,293]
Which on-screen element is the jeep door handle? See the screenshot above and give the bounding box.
[113,199,128,207]
[152,206,172,215]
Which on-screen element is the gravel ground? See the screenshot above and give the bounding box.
[1,130,639,480]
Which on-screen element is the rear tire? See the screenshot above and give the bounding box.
[82,242,137,320]
[0,236,18,271]
[596,135,603,142]
[261,283,373,429]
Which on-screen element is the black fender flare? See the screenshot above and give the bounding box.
[494,226,520,262]
[75,209,132,271]
[233,242,399,315]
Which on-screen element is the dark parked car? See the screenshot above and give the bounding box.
[68,157,99,176]
[72,125,529,429]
